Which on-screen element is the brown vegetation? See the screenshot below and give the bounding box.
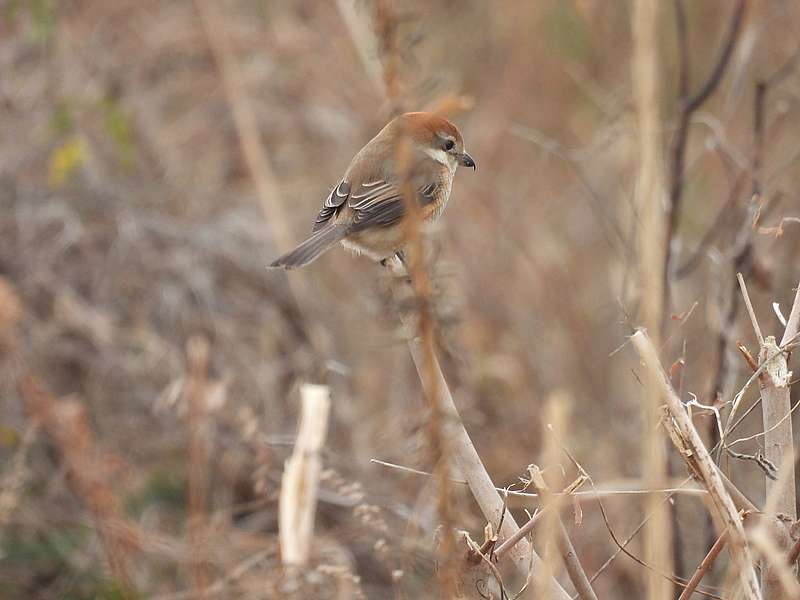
[2,1,800,598]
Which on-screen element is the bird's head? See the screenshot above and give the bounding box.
[396,112,475,172]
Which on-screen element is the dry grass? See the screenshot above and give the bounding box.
[2,1,800,598]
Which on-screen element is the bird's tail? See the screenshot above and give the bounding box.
[268,225,348,269]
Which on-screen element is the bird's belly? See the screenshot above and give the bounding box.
[341,227,406,260]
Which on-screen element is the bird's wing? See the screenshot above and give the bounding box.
[312,181,351,232]
[348,180,440,231]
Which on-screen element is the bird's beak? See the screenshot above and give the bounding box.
[459,152,476,170]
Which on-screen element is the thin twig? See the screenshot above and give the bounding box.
[371,458,708,499]
[547,480,597,600]
[737,272,764,343]
[548,425,721,598]
[494,510,546,561]
[727,395,800,448]
[677,531,729,600]
[583,474,723,599]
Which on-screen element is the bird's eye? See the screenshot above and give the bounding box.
[444,139,455,151]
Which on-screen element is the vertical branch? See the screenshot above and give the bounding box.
[400,180,460,593]
[290,1,568,594]
[279,384,331,566]
[532,398,566,598]
[631,330,762,600]
[556,520,597,600]
[631,1,673,597]
[738,40,800,592]
[673,0,689,100]
[706,24,798,442]
[758,280,800,598]
[535,391,598,600]
[664,0,747,304]
[186,337,210,598]
[366,1,457,593]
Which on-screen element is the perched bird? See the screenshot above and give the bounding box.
[269,112,475,269]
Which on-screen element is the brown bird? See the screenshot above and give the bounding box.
[269,112,475,269]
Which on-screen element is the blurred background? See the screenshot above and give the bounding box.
[2,0,800,598]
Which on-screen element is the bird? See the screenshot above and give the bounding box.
[268,112,475,270]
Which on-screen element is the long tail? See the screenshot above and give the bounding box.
[268,225,348,269]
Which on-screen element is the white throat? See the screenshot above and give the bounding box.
[424,148,458,172]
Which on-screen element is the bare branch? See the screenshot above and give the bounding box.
[387,264,570,597]
[678,531,728,600]
[673,0,689,99]
[493,510,545,561]
[187,337,210,596]
[665,0,748,300]
[757,280,800,597]
[738,272,764,343]
[554,513,597,600]
[631,330,762,600]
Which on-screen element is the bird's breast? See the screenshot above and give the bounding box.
[422,169,454,223]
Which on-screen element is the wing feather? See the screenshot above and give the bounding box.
[349,180,439,231]
[312,178,440,234]
[312,181,350,232]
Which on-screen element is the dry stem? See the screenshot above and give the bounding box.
[631,329,762,600]
[631,0,673,595]
[279,384,331,566]
[402,330,569,598]
[757,277,800,598]
[678,531,728,600]
[535,392,598,600]
[187,337,210,597]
